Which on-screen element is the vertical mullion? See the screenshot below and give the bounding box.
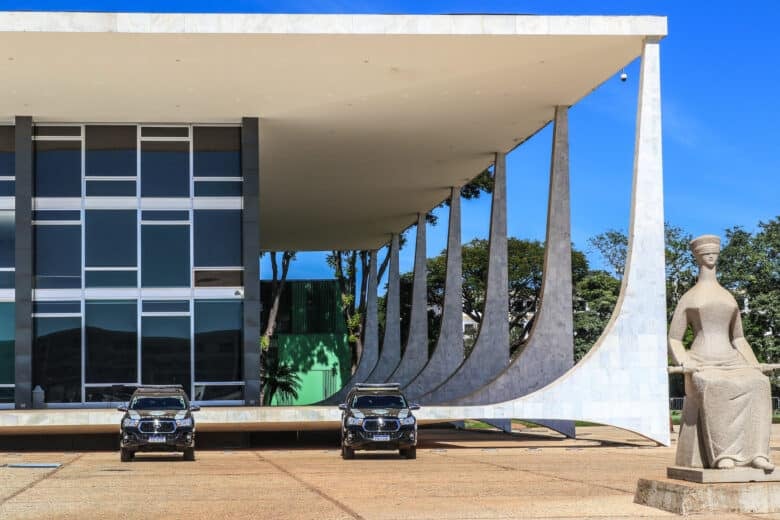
[188,125,195,400]
[136,125,142,386]
[80,125,85,403]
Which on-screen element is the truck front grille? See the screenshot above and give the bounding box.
[139,419,176,433]
[363,418,400,432]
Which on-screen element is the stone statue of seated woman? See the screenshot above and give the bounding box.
[668,234,773,471]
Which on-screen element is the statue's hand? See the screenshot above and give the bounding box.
[759,363,775,374]
[682,360,699,373]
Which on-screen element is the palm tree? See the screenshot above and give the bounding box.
[261,349,301,405]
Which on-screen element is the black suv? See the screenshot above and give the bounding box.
[117,385,200,462]
[339,383,420,459]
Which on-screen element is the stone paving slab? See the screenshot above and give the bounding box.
[0,426,778,519]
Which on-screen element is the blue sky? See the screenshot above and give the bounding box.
[4,1,779,285]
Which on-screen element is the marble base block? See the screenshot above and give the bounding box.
[667,466,780,483]
[636,477,780,515]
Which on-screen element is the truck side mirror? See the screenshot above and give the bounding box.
[338,403,348,411]
[190,405,201,412]
[117,405,128,412]
[409,404,421,411]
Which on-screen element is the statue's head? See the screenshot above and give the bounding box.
[690,234,720,269]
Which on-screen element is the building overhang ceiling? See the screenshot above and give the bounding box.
[0,12,667,250]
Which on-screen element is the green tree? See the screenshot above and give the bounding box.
[261,348,302,405]
[572,270,621,361]
[412,237,588,357]
[589,223,698,321]
[718,218,780,370]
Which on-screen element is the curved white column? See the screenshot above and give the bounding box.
[422,38,668,444]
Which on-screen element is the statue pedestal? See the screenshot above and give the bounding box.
[636,470,780,515]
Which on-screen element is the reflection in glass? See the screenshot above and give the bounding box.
[194,127,240,177]
[141,316,191,395]
[194,270,243,287]
[0,388,12,403]
[141,127,188,138]
[33,301,81,314]
[0,126,13,177]
[86,300,137,383]
[85,271,137,288]
[194,210,241,267]
[85,385,136,403]
[85,125,136,177]
[141,225,190,287]
[193,385,243,401]
[0,303,13,384]
[34,225,81,288]
[0,272,13,289]
[143,300,189,313]
[141,210,189,221]
[86,210,136,267]
[34,141,81,197]
[86,181,136,197]
[33,317,81,403]
[195,300,242,382]
[33,126,80,137]
[194,181,242,197]
[141,141,189,197]
[0,211,14,268]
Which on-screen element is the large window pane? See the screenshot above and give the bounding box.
[194,210,241,267]
[86,301,137,384]
[141,225,189,287]
[195,300,242,382]
[34,140,81,197]
[33,317,81,403]
[141,141,189,197]
[194,127,240,177]
[86,180,136,197]
[0,303,13,385]
[34,225,81,288]
[86,210,136,267]
[142,316,191,394]
[0,211,14,268]
[85,125,136,177]
[0,126,13,177]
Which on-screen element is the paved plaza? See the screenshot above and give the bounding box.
[0,425,779,519]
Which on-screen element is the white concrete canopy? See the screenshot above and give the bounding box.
[0,12,666,250]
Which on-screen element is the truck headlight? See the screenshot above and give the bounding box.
[400,416,416,426]
[122,418,139,428]
[346,417,363,426]
[175,417,193,427]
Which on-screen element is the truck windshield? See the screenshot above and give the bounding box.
[352,394,406,409]
[130,396,186,410]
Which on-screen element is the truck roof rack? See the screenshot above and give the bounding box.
[353,383,400,389]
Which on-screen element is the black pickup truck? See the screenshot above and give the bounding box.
[339,383,420,459]
[118,385,200,462]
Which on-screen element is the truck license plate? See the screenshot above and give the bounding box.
[374,434,390,441]
[148,435,166,443]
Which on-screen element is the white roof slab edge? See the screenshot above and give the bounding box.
[0,12,667,37]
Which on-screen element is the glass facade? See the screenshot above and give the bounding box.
[33,316,82,403]
[21,124,246,405]
[85,300,137,384]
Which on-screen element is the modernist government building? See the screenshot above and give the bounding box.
[0,11,672,444]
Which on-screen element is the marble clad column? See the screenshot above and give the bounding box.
[405,188,463,399]
[365,235,401,383]
[14,116,32,410]
[388,214,428,386]
[241,117,262,406]
[320,250,379,404]
[422,38,669,445]
[454,107,574,436]
[420,153,509,404]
